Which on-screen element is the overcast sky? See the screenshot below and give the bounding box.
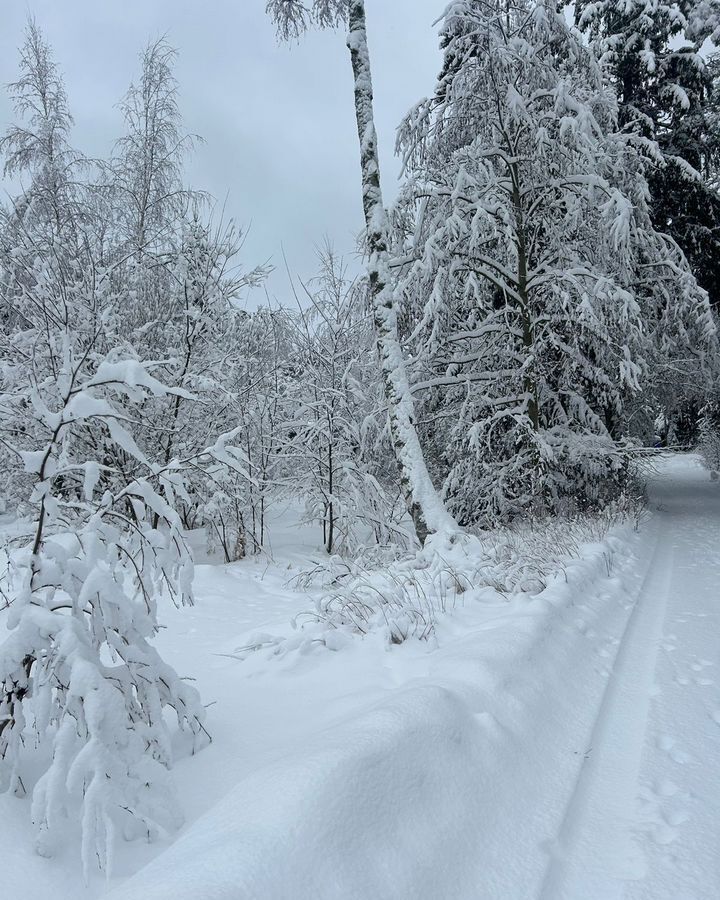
[0,0,445,304]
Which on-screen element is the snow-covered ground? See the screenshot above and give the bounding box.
[2,455,718,899]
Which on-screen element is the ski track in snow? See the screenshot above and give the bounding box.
[1,455,719,899]
[539,521,673,898]
[541,453,720,900]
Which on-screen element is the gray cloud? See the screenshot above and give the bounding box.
[0,0,444,304]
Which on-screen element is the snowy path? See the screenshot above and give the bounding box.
[541,455,720,899]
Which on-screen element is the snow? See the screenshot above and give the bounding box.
[2,455,720,898]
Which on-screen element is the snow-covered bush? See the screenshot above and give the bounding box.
[236,489,643,661]
[479,489,646,594]
[0,336,209,873]
[297,569,457,645]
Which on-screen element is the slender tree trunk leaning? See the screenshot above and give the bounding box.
[346,0,458,544]
[327,438,334,553]
[510,166,540,432]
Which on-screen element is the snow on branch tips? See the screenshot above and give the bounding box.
[0,332,211,876]
[266,0,350,40]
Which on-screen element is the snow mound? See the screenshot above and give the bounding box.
[108,685,489,900]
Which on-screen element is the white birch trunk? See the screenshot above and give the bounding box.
[346,0,458,543]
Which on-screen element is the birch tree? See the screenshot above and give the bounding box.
[0,19,82,247]
[0,27,264,871]
[266,0,458,544]
[112,38,198,255]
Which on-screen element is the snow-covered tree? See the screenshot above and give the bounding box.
[392,0,716,524]
[266,0,458,544]
[0,19,82,247]
[0,235,209,874]
[573,0,720,305]
[0,25,269,872]
[226,308,293,553]
[283,246,406,553]
[1,21,89,510]
[111,38,198,255]
[131,215,267,550]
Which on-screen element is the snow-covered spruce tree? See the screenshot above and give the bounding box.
[392,0,715,525]
[573,0,720,306]
[0,243,207,875]
[697,384,720,468]
[266,0,458,544]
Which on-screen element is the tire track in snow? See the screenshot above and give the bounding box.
[538,522,674,900]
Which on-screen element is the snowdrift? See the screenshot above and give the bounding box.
[106,521,644,900]
[108,685,490,900]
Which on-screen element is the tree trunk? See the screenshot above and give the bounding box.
[326,439,335,554]
[346,0,458,544]
[510,163,540,432]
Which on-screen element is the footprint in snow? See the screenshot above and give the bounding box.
[665,808,690,827]
[652,822,678,846]
[670,746,695,765]
[691,658,714,671]
[656,779,679,798]
[657,735,695,764]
